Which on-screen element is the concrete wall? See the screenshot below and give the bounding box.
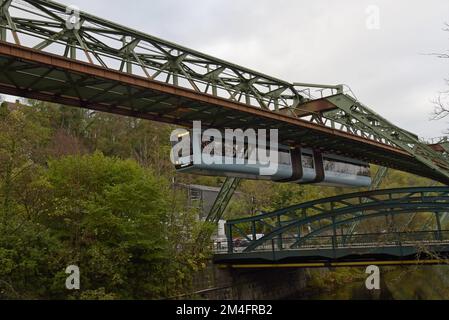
[192,263,311,300]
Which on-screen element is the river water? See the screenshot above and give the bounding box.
[296,280,393,300]
[287,266,449,300]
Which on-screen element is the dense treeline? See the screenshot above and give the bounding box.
[0,99,437,299]
[0,100,209,299]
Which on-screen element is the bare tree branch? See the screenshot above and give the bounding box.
[432,93,449,120]
[431,24,449,120]
[429,53,449,59]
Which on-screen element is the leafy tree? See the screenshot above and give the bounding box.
[38,152,183,299]
[0,104,50,234]
[0,103,58,299]
[0,102,207,299]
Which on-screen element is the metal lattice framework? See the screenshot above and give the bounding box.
[322,94,449,177]
[205,177,241,223]
[0,0,448,185]
[0,0,304,111]
[225,187,449,253]
[343,166,389,242]
[195,177,241,246]
[3,0,449,245]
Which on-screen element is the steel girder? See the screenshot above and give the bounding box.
[214,232,449,266]
[4,43,444,183]
[0,0,304,111]
[205,177,241,224]
[196,177,241,247]
[225,187,449,253]
[0,0,448,184]
[319,94,449,181]
[344,166,389,240]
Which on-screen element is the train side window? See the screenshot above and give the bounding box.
[202,139,223,157]
[302,154,314,168]
[323,159,334,171]
[278,152,291,165]
[358,166,371,177]
[323,157,371,177]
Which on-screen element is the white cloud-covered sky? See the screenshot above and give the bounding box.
[48,1,449,138]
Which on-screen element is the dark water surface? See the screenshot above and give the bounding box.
[287,279,393,300]
[287,266,449,300]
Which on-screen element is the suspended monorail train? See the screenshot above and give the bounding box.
[172,130,371,188]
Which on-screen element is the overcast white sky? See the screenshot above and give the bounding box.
[51,1,449,138]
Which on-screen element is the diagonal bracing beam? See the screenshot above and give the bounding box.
[205,177,241,224]
[343,166,389,243]
[0,0,304,112]
[322,94,449,182]
[196,177,240,248]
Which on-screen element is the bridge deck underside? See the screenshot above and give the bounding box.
[0,42,447,183]
[213,244,449,266]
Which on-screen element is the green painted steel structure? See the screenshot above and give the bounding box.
[0,0,304,111]
[2,0,449,248]
[0,0,449,184]
[343,166,389,242]
[213,230,449,266]
[223,187,449,257]
[205,177,241,223]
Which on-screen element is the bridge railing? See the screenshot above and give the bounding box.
[214,230,449,255]
[223,187,449,254]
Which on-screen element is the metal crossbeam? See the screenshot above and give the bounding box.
[214,229,449,267]
[0,0,304,112]
[321,94,449,181]
[402,181,440,231]
[2,1,449,257]
[0,0,449,185]
[0,2,440,145]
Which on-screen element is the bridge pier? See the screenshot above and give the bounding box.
[192,263,311,300]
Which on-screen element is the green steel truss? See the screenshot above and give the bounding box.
[343,166,389,241]
[206,177,241,223]
[196,177,241,247]
[2,1,449,244]
[0,0,448,182]
[320,94,449,180]
[0,0,305,111]
[225,187,449,253]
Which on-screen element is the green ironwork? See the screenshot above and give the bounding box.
[372,166,389,188]
[402,181,440,231]
[214,229,449,266]
[225,187,449,253]
[0,0,448,184]
[195,178,240,248]
[320,93,449,180]
[344,166,389,240]
[205,177,241,223]
[0,1,6,42]
[0,0,305,111]
[2,0,449,244]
